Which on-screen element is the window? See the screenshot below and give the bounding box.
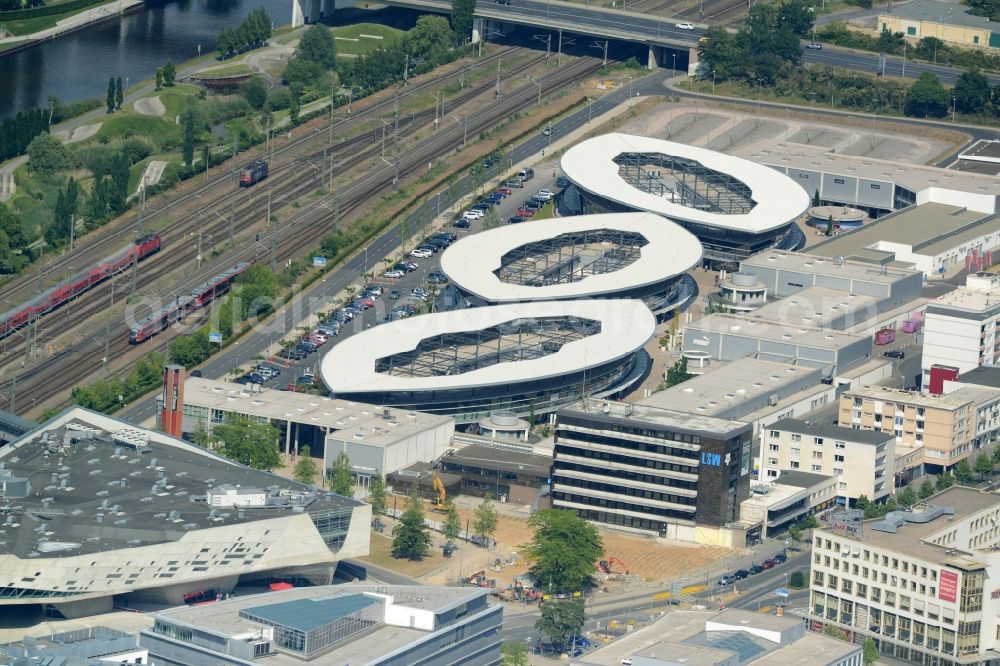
[791,447,800,456]
[834,455,844,462]
[790,461,800,469]
[812,464,822,472]
[834,178,845,184]
[813,451,823,459]
[791,434,802,442]
[973,35,979,44]
[871,184,881,190]
[769,444,779,452]
[907,26,917,35]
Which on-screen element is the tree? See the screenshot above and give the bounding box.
[884,496,898,513]
[521,509,603,593]
[297,24,337,68]
[954,458,974,484]
[240,76,268,110]
[450,0,475,45]
[392,487,433,560]
[115,77,124,110]
[442,499,462,543]
[182,109,195,167]
[162,60,176,87]
[936,472,956,491]
[789,570,806,588]
[106,77,116,114]
[213,413,282,470]
[966,0,1000,21]
[898,484,917,508]
[862,637,879,666]
[409,15,453,65]
[777,0,816,37]
[905,72,949,118]
[826,214,834,236]
[535,598,585,650]
[472,492,499,546]
[665,357,691,387]
[854,494,870,511]
[46,177,78,247]
[293,445,317,485]
[698,27,743,81]
[501,641,530,666]
[953,69,990,114]
[975,452,994,478]
[788,524,802,542]
[369,471,387,517]
[27,132,70,175]
[282,58,328,90]
[289,88,301,125]
[812,188,820,206]
[919,478,935,499]
[328,451,354,497]
[155,68,163,91]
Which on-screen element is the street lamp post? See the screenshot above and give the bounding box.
[672,52,677,78]
[952,97,957,123]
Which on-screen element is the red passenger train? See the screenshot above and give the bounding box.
[128,262,249,344]
[0,234,161,339]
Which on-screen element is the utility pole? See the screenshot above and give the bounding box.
[36,241,44,294]
[197,225,204,270]
[103,280,114,376]
[495,57,501,98]
[271,227,278,271]
[393,87,400,156]
[228,198,235,247]
[266,187,272,228]
[69,214,75,252]
[557,29,563,65]
[329,101,335,146]
[130,199,142,296]
[230,133,238,184]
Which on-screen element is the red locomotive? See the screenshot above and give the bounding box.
[239,160,268,187]
[0,234,161,339]
[129,262,249,344]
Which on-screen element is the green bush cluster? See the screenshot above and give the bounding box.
[70,352,166,413]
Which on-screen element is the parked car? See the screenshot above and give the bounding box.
[718,574,736,586]
[773,552,788,564]
[537,188,555,199]
[388,288,401,300]
[190,369,203,378]
[884,350,905,358]
[411,248,432,258]
[453,218,471,228]
[516,208,534,218]
[427,272,449,284]
[383,269,405,279]
[508,216,525,224]
[555,176,569,188]
[805,42,823,50]
[733,569,749,580]
[279,348,306,360]
[675,22,695,29]
[463,209,484,219]
[498,187,512,195]
[417,245,439,254]
[761,559,776,570]
[749,564,764,575]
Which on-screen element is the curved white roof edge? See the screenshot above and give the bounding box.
[321,300,656,393]
[440,212,702,302]
[560,133,809,234]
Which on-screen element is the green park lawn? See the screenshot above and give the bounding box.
[2,0,110,36]
[196,63,253,80]
[331,23,403,57]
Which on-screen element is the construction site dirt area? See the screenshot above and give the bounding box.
[386,498,733,595]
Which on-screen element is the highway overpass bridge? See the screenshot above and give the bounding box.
[292,0,703,72]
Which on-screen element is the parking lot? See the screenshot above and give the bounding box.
[231,166,565,392]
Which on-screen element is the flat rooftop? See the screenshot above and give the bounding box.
[447,445,551,476]
[810,203,1000,263]
[685,313,867,351]
[769,418,893,446]
[636,358,821,417]
[184,378,453,446]
[747,286,880,330]
[844,384,1000,410]
[928,284,1000,314]
[153,584,490,666]
[957,365,1000,389]
[751,632,860,666]
[881,0,1000,31]
[741,251,920,286]
[734,142,1000,203]
[0,407,359,559]
[561,398,750,439]
[774,469,838,490]
[823,486,1000,565]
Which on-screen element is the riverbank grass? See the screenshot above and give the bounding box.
[2,0,114,36]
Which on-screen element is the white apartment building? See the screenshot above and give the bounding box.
[809,487,1000,666]
[762,419,895,504]
[923,273,1000,386]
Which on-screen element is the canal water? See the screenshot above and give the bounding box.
[0,0,292,119]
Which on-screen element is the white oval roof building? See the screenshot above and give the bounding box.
[439,212,701,315]
[560,133,808,266]
[320,300,656,423]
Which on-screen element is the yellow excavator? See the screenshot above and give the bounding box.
[432,472,448,512]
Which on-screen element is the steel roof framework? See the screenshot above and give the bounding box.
[494,229,648,288]
[614,152,756,215]
[375,317,601,378]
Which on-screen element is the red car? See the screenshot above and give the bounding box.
[762,559,776,570]
[498,187,512,195]
[361,297,375,309]
[516,208,535,218]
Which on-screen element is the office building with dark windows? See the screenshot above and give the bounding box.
[552,399,754,546]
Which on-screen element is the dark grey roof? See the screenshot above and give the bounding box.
[768,418,892,445]
[240,594,378,632]
[777,470,835,490]
[683,630,775,663]
[447,445,551,475]
[958,366,1000,389]
[0,409,361,558]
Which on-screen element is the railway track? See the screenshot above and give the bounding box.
[0,45,528,309]
[0,49,547,364]
[1,54,604,416]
